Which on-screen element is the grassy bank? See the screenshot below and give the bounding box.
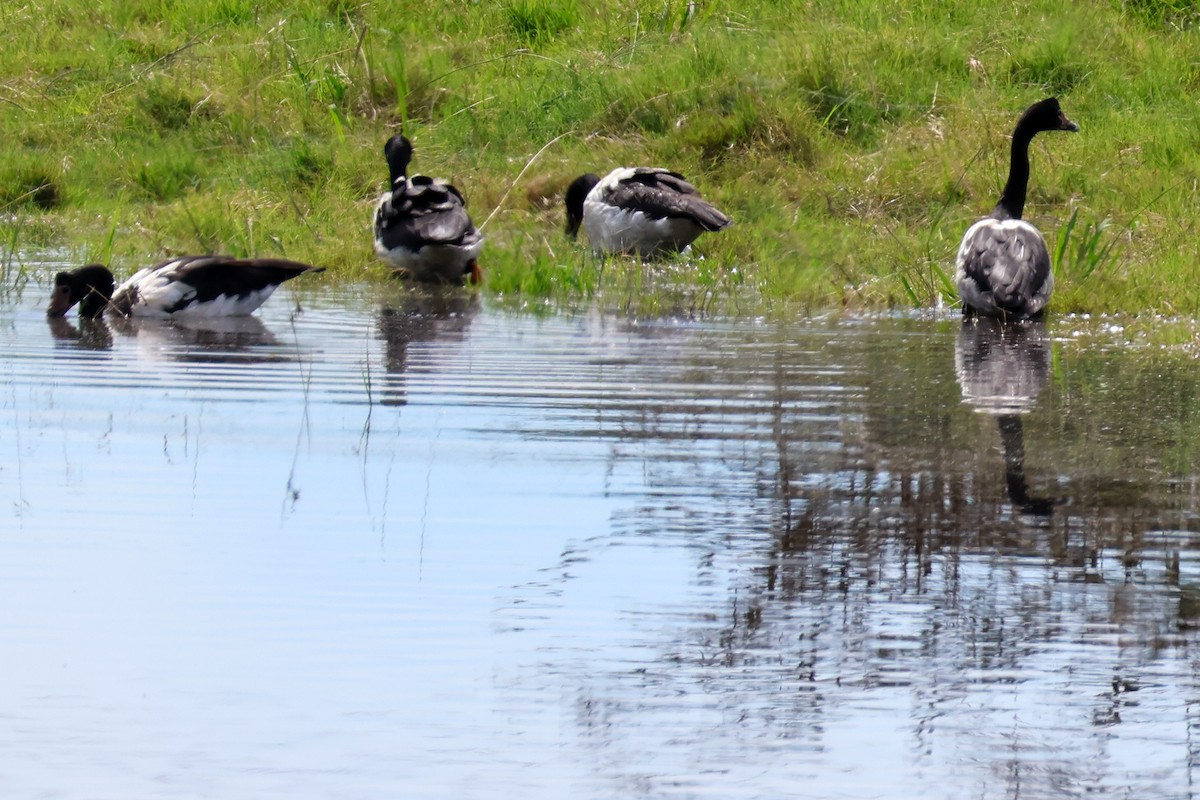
[3,0,1200,315]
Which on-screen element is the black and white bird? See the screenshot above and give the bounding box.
[955,318,1056,516]
[373,134,484,285]
[564,167,732,257]
[46,256,324,319]
[955,97,1079,320]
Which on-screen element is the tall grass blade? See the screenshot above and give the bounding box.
[1054,207,1078,274]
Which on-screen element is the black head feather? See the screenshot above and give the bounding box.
[47,264,115,318]
[1017,97,1080,136]
[564,173,600,238]
[384,134,414,187]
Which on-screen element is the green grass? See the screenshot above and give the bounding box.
[4,0,1200,316]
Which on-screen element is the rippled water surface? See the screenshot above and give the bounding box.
[3,272,1200,799]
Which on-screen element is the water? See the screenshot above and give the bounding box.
[2,270,1200,799]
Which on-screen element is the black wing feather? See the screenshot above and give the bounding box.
[375,178,480,253]
[161,256,322,306]
[608,168,732,232]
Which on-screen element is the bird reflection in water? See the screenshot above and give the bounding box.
[955,317,1055,516]
[377,286,477,406]
[47,315,114,350]
[116,315,284,363]
[51,311,285,367]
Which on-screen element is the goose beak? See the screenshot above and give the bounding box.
[46,285,74,318]
[1059,112,1079,132]
[468,261,483,286]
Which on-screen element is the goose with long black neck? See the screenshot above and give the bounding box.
[956,97,1078,320]
[373,134,484,286]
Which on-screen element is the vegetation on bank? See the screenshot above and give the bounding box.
[2,0,1200,315]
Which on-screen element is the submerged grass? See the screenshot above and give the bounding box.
[4,0,1200,316]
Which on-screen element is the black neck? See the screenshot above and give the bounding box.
[998,415,1027,489]
[998,414,1054,515]
[389,160,407,188]
[993,127,1035,221]
[384,138,413,189]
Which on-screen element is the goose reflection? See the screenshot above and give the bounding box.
[378,287,477,406]
[110,314,288,364]
[955,317,1054,516]
[47,315,114,350]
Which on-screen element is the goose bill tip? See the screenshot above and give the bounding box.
[46,292,72,318]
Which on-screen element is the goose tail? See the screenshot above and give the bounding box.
[684,198,733,232]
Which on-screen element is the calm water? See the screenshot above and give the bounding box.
[2,267,1200,799]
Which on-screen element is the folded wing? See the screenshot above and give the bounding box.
[956,220,1052,319]
[607,168,732,232]
[375,179,481,253]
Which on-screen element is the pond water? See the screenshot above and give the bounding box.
[2,264,1200,799]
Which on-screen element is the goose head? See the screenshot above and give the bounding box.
[564,173,601,238]
[1019,97,1079,136]
[47,264,115,319]
[383,134,414,187]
